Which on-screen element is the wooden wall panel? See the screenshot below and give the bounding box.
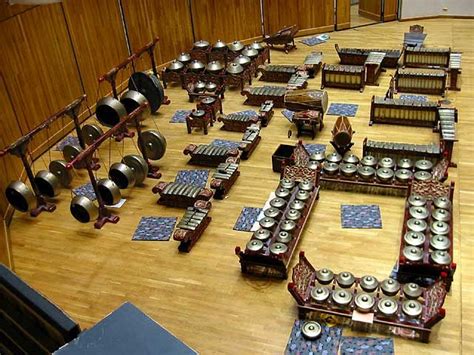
[359,0,382,21]
[0,218,13,269]
[384,0,398,21]
[61,0,129,101]
[263,0,334,36]
[191,0,262,44]
[0,4,84,155]
[121,0,194,67]
[336,0,351,30]
[0,73,24,218]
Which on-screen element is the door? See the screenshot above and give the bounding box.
[383,0,398,21]
[336,0,351,30]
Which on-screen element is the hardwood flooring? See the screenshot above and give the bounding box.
[8,18,474,354]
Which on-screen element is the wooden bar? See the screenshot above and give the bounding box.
[395,68,447,97]
[321,64,365,92]
[403,47,451,68]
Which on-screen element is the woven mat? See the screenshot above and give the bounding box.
[285,320,343,355]
[132,217,177,241]
[175,170,209,188]
[341,205,382,229]
[326,103,359,117]
[233,207,262,232]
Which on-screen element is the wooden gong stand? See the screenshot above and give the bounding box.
[0,96,87,217]
[66,104,147,229]
[98,37,169,179]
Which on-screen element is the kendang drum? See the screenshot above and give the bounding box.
[331,116,354,155]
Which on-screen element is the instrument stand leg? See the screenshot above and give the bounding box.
[147,163,162,179]
[30,197,56,217]
[94,207,119,229]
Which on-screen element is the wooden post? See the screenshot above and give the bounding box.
[0,217,13,269]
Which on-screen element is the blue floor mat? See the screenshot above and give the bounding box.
[170,110,191,123]
[399,94,428,102]
[233,207,262,232]
[231,109,258,117]
[326,103,359,117]
[304,144,326,155]
[211,139,241,150]
[72,182,96,201]
[301,34,330,46]
[340,336,394,355]
[285,320,343,355]
[282,109,294,122]
[132,217,177,241]
[341,205,382,229]
[175,169,209,188]
[55,136,80,151]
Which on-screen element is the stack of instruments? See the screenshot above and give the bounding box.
[239,124,261,160]
[257,65,297,83]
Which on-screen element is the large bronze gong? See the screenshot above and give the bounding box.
[128,72,164,114]
[139,130,167,161]
[120,90,149,121]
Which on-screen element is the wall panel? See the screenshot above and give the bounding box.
[336,0,351,30]
[359,0,382,21]
[0,4,83,155]
[191,0,262,43]
[61,0,129,101]
[0,73,24,218]
[263,0,334,36]
[384,0,398,21]
[121,0,194,68]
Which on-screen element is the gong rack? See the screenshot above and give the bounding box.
[98,37,169,179]
[66,104,147,229]
[0,95,87,217]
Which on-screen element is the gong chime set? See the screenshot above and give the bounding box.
[288,252,448,342]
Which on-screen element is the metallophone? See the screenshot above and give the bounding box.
[303,52,323,78]
[403,47,451,68]
[288,252,447,343]
[210,162,240,200]
[241,85,287,108]
[397,181,456,291]
[218,111,260,132]
[183,144,240,167]
[335,44,402,68]
[395,68,447,96]
[258,100,275,127]
[239,124,262,160]
[369,96,440,127]
[448,52,462,91]
[152,181,213,209]
[235,142,321,278]
[173,200,212,252]
[321,64,366,92]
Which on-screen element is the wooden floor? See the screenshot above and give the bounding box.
[8,18,474,354]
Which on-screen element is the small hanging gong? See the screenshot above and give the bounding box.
[122,154,149,185]
[34,170,60,198]
[5,181,36,212]
[128,72,164,114]
[82,124,104,146]
[49,160,73,187]
[70,195,99,223]
[95,96,127,127]
[62,144,86,169]
[108,162,136,189]
[139,130,167,161]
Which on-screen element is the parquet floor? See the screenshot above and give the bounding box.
[8,18,474,354]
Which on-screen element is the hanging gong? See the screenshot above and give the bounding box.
[82,124,104,146]
[70,195,99,223]
[122,154,148,185]
[62,144,86,169]
[139,130,167,161]
[49,160,73,187]
[128,72,164,114]
[108,162,136,189]
[97,178,122,206]
[120,90,149,121]
[34,170,60,198]
[95,97,127,127]
[5,181,36,212]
